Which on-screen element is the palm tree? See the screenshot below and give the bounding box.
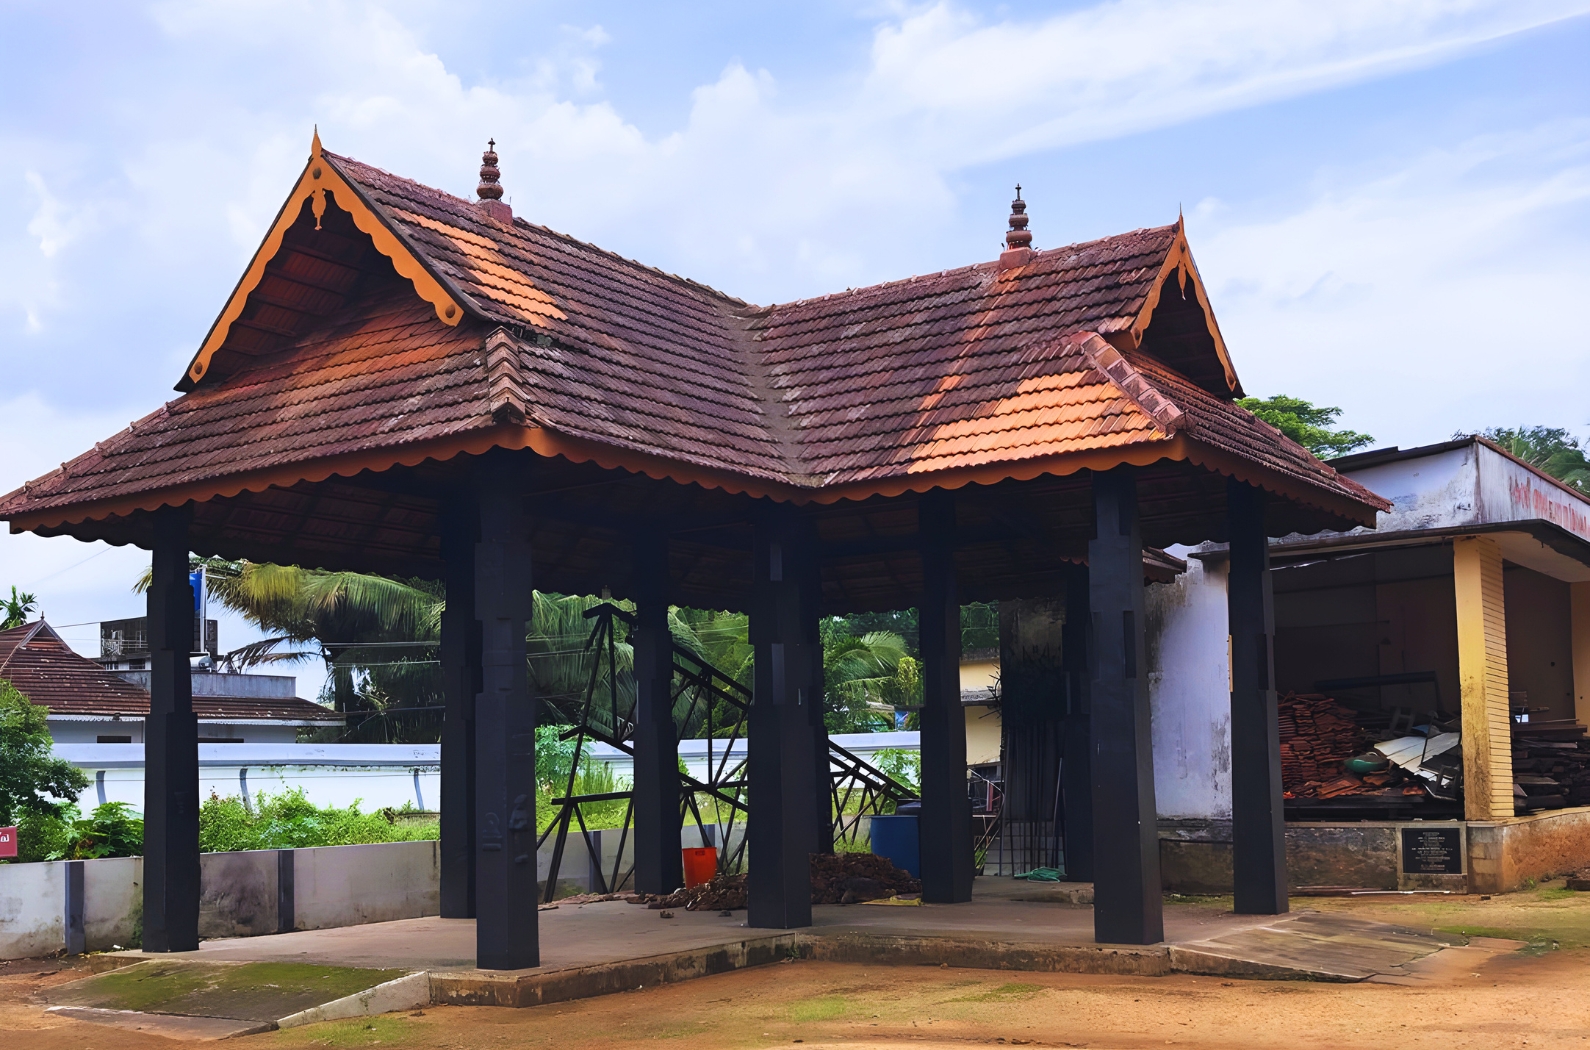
[136,560,652,742]
[1480,427,1590,492]
[136,558,445,742]
[822,625,917,732]
[0,586,38,630]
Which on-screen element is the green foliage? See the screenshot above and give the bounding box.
[821,624,916,732]
[536,759,630,833]
[197,788,437,852]
[1237,394,1374,458]
[960,602,1000,652]
[671,607,753,737]
[14,805,74,863]
[837,609,919,652]
[0,586,38,630]
[1478,427,1590,492]
[0,677,88,830]
[139,558,446,744]
[529,592,634,732]
[535,723,592,794]
[872,747,921,791]
[54,802,144,860]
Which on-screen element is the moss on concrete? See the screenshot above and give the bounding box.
[45,960,406,1021]
[1300,880,1590,950]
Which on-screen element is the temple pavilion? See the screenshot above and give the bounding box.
[0,135,1387,968]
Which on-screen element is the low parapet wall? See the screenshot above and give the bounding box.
[1,823,741,960]
[1,841,442,960]
[1468,808,1590,894]
[1160,807,1590,895]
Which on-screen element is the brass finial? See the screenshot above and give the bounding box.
[477,139,504,201]
[1005,185,1032,251]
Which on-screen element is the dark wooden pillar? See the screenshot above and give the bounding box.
[1088,467,1163,945]
[632,533,684,894]
[142,505,199,952]
[747,508,819,929]
[473,461,539,969]
[1228,479,1288,914]
[1061,563,1094,882]
[919,490,973,903]
[439,501,480,919]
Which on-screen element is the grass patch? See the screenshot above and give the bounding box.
[790,994,854,1022]
[942,981,1045,1003]
[274,1014,413,1047]
[1306,885,1590,950]
[47,961,405,1021]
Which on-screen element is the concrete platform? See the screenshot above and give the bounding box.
[88,878,1469,1009]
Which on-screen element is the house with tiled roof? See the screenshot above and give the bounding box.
[0,620,341,744]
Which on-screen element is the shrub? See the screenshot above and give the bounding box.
[872,748,921,792]
[14,806,74,863]
[56,802,144,859]
[0,677,89,842]
[198,788,438,852]
[536,760,631,834]
[535,723,591,794]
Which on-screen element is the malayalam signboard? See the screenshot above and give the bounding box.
[0,826,16,859]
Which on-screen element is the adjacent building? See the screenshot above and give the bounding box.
[1149,435,1590,892]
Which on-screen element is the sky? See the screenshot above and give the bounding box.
[1,0,1588,688]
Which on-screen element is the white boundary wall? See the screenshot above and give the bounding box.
[1,827,745,959]
[53,733,921,816]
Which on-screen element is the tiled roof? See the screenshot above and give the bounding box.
[0,621,340,723]
[0,147,1386,526]
[340,155,789,482]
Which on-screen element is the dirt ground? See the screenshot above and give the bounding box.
[7,888,1590,1050]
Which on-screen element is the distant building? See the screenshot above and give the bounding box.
[97,614,219,670]
[0,620,341,744]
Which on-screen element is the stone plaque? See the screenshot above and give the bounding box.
[1401,825,1463,875]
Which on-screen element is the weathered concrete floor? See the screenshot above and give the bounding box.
[40,960,415,1040]
[91,878,1462,995]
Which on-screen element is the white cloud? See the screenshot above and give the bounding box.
[1192,119,1590,445]
[1,0,1587,482]
[861,0,1590,163]
[85,0,1588,307]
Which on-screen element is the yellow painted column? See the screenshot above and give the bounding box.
[1454,536,1513,821]
[1572,582,1590,725]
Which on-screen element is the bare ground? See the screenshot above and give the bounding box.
[7,888,1590,1050]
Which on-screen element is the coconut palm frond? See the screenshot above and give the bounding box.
[222,636,321,671]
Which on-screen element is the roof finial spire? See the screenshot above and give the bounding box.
[477,139,503,201]
[476,138,512,222]
[997,183,1035,271]
[1005,184,1032,251]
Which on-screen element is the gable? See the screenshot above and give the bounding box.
[1117,229,1242,398]
[178,133,468,391]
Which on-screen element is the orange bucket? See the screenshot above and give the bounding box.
[681,846,718,889]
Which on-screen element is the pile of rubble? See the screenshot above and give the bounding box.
[810,851,921,904]
[629,852,922,911]
[639,873,748,911]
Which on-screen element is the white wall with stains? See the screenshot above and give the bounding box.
[1146,548,1232,819]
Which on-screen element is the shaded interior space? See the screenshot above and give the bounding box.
[1272,541,1590,819]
